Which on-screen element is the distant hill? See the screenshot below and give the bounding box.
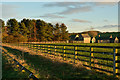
[69,30,101,37]
[81,31,101,37]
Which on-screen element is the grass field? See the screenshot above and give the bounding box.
[2,51,29,79]
[21,42,120,77]
[2,43,120,79]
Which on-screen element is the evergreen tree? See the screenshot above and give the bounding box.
[31,19,37,42]
[2,18,69,43]
[46,23,54,41]
[53,23,61,41]
[19,22,29,36]
[60,23,69,41]
[0,19,5,33]
[0,19,5,28]
[21,19,34,41]
[7,19,20,36]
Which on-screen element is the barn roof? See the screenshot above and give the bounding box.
[69,34,84,41]
[95,32,120,40]
[81,33,90,38]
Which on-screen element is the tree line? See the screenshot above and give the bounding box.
[0,19,69,43]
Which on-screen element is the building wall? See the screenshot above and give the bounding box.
[98,40,110,43]
[114,37,119,43]
[84,37,91,43]
[92,37,96,43]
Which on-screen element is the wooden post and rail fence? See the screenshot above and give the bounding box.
[6,43,120,77]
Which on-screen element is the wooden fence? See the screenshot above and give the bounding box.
[2,49,38,80]
[13,43,120,77]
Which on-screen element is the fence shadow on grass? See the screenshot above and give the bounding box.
[2,52,29,80]
[3,46,119,80]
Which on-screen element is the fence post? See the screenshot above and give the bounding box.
[38,44,40,52]
[74,45,77,64]
[32,44,34,50]
[29,43,30,48]
[113,47,118,77]
[32,44,34,51]
[30,43,32,49]
[47,45,48,53]
[36,45,38,53]
[41,44,43,52]
[31,44,33,50]
[35,44,37,53]
[44,44,46,53]
[49,45,51,54]
[90,46,94,69]
[40,44,41,51]
[48,45,50,54]
[54,45,56,57]
[63,46,66,61]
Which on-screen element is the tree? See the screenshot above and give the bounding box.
[46,23,54,41]
[0,19,6,33]
[2,18,69,43]
[36,20,51,41]
[19,22,29,36]
[0,19,5,42]
[0,19,5,28]
[31,19,37,42]
[7,19,20,36]
[21,19,34,41]
[60,23,69,41]
[53,23,61,41]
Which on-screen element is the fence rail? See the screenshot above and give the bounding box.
[7,43,120,77]
[2,49,38,80]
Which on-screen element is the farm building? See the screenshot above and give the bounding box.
[81,34,91,43]
[95,32,120,43]
[69,34,83,41]
[69,34,84,43]
[91,37,96,43]
[69,33,91,43]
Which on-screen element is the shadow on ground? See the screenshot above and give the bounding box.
[2,51,29,80]
[3,46,119,80]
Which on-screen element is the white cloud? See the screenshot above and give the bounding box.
[104,19,108,22]
[58,6,92,15]
[95,24,119,32]
[43,2,117,15]
[72,19,92,23]
[34,14,65,18]
[43,2,86,7]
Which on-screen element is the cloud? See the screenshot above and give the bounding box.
[96,24,120,29]
[104,19,108,22]
[1,4,18,18]
[43,2,93,15]
[1,0,120,2]
[95,24,120,32]
[44,2,117,8]
[103,25,120,28]
[72,19,91,23]
[34,14,65,18]
[59,6,92,15]
[43,2,86,8]
[43,2,117,15]
[94,2,117,6]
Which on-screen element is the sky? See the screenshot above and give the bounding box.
[0,2,119,33]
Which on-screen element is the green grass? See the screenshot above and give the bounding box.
[2,51,29,79]
[21,43,120,77]
[2,45,119,80]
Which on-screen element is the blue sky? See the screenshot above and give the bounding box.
[1,2,119,33]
